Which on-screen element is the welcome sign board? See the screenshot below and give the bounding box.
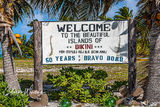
[42,21,128,64]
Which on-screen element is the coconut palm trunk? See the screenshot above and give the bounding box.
[136,0,160,103]
[145,23,160,102]
[0,0,33,91]
[0,26,20,90]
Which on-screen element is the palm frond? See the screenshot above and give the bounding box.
[114,6,133,20]
[114,15,126,20]
[30,0,124,21]
[5,0,34,25]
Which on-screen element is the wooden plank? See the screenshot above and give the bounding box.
[33,21,43,93]
[128,20,137,94]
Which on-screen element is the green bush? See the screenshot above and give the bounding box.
[47,67,117,105]
[0,75,29,107]
[110,81,127,91]
[19,79,33,91]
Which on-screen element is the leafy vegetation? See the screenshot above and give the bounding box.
[30,0,124,20]
[47,67,118,105]
[137,38,150,57]
[136,3,151,57]
[19,79,33,91]
[114,6,133,20]
[110,80,128,91]
[0,75,29,107]
[12,34,33,58]
[12,19,39,58]
[136,0,160,102]
[0,0,33,24]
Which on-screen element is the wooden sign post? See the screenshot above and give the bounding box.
[128,20,137,94]
[33,21,43,93]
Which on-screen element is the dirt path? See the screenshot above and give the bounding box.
[0,68,61,73]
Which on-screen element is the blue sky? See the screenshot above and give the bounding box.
[13,0,139,41]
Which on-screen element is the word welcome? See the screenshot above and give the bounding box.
[57,24,111,32]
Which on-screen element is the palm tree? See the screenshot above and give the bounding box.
[136,16,150,57]
[137,0,160,103]
[12,34,34,58]
[114,6,133,20]
[30,0,125,20]
[0,0,33,91]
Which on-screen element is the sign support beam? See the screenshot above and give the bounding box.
[128,20,137,94]
[33,21,43,93]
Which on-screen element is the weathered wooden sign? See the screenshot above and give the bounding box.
[42,21,128,64]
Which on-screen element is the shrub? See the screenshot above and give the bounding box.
[47,67,117,105]
[110,80,128,91]
[0,74,29,107]
[19,79,33,91]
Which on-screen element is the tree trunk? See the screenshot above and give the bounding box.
[0,26,20,91]
[145,24,160,103]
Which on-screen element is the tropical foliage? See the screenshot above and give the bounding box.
[98,15,112,21]
[12,34,33,58]
[114,6,133,20]
[12,19,39,58]
[135,4,150,57]
[136,0,160,29]
[136,19,150,57]
[47,67,117,106]
[30,0,124,20]
[0,0,33,24]
[136,0,160,103]
[0,75,29,107]
[135,0,160,57]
